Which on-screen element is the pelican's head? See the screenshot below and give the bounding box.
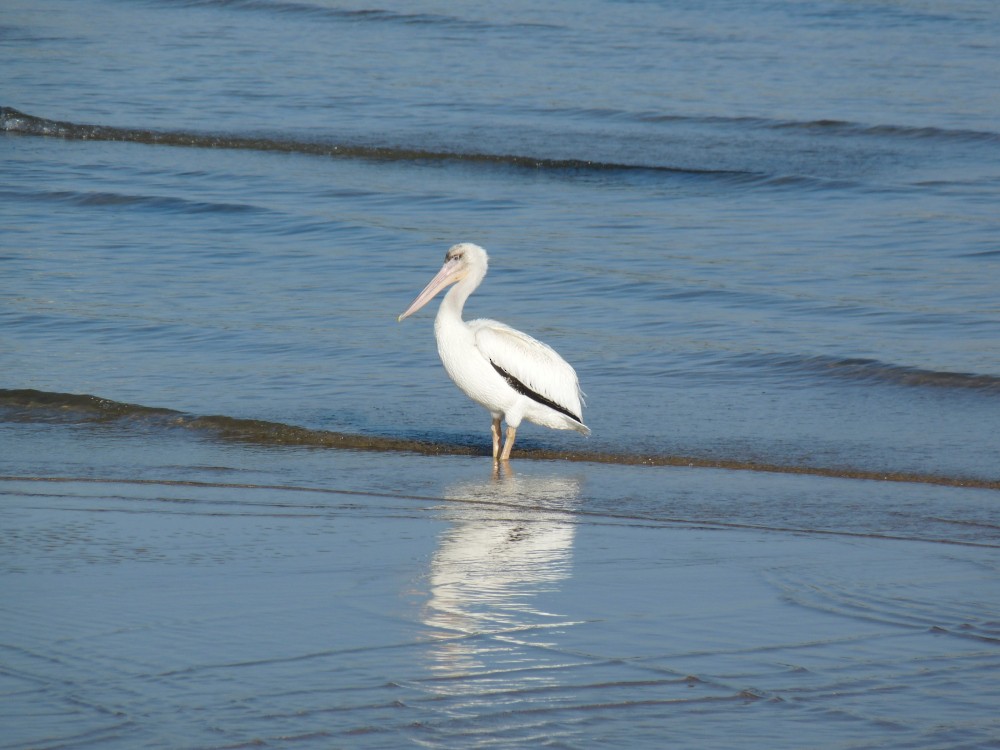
[398,243,489,321]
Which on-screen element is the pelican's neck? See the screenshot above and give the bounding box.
[437,270,483,328]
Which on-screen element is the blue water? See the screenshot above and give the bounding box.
[2,0,1000,747]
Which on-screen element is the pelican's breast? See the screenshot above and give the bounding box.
[434,314,511,413]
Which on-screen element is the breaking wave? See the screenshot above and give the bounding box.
[7,106,996,194]
[1,107,744,179]
[2,388,997,490]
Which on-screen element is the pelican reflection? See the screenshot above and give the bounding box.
[422,467,583,677]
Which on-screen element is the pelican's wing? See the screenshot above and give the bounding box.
[471,319,585,422]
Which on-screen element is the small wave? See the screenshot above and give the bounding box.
[0,187,260,214]
[515,104,1000,145]
[704,113,1000,144]
[742,354,1000,393]
[2,389,997,490]
[159,0,560,32]
[773,118,1000,144]
[0,107,755,181]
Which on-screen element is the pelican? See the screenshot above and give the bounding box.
[398,243,590,461]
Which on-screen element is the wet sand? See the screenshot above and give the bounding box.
[2,421,998,749]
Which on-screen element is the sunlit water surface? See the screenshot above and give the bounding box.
[3,0,999,747]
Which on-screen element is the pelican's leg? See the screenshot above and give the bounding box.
[499,425,517,462]
[490,416,502,461]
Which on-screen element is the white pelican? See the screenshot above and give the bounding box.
[398,243,590,461]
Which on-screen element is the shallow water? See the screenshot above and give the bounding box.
[3,0,1000,746]
[2,426,999,749]
[4,122,999,478]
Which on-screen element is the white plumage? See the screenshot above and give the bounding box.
[398,243,589,461]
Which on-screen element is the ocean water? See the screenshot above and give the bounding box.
[2,0,999,747]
